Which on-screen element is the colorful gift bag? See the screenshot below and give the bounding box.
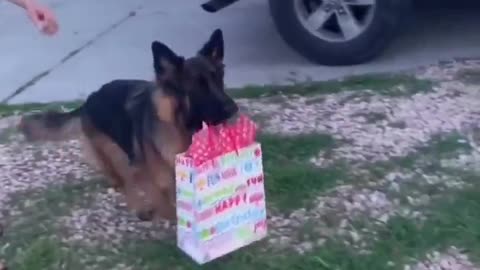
[175,115,267,264]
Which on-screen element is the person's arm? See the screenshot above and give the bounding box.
[6,0,58,36]
[6,0,28,9]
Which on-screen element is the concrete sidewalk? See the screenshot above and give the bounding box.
[2,0,480,104]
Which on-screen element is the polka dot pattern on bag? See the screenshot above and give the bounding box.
[185,115,258,166]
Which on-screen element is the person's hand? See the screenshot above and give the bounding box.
[24,0,59,35]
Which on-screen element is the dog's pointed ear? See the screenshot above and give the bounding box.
[198,29,224,63]
[151,41,184,80]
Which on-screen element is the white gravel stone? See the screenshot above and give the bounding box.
[404,247,479,270]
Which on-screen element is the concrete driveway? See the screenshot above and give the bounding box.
[1,0,480,104]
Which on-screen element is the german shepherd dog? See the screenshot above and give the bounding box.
[17,29,238,222]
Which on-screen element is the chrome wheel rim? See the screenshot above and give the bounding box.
[295,0,377,42]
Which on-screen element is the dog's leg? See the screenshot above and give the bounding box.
[91,140,159,221]
[80,136,102,170]
[124,167,165,221]
[89,137,128,191]
[145,156,177,222]
[155,175,176,222]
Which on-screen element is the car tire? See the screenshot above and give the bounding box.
[269,0,412,66]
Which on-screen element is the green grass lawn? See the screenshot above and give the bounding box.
[3,73,480,270]
[232,73,434,99]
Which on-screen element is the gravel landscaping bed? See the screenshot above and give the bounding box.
[404,247,479,270]
[238,80,480,163]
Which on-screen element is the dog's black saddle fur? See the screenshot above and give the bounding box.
[83,79,155,164]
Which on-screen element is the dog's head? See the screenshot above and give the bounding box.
[150,29,238,131]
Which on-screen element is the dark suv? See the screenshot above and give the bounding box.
[202,0,411,66]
